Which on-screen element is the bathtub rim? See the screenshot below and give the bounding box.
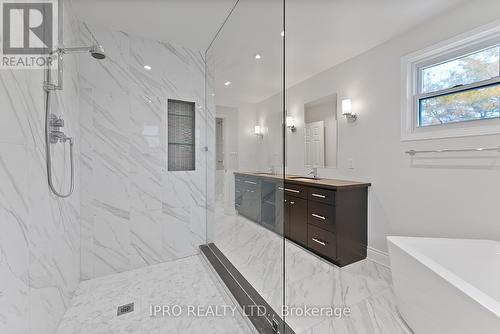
[387,236,500,318]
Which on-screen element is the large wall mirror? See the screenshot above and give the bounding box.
[303,93,338,169]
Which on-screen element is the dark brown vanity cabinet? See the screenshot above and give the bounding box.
[305,189,337,262]
[284,195,308,246]
[307,224,336,260]
[235,172,370,267]
[277,181,369,267]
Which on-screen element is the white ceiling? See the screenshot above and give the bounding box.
[73,0,467,105]
[72,0,236,51]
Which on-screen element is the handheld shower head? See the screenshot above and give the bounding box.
[43,42,106,198]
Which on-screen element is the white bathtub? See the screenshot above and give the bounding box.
[387,236,500,334]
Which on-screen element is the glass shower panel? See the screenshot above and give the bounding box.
[205,0,286,330]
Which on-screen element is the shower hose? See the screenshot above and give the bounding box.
[44,78,75,198]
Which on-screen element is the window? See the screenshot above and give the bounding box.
[167,99,195,171]
[401,23,500,140]
[418,46,500,127]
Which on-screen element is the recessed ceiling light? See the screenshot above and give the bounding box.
[144,65,152,70]
[281,30,285,37]
[224,81,231,86]
[255,53,262,60]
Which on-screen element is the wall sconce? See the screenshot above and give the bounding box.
[254,125,263,138]
[342,99,357,122]
[286,116,296,132]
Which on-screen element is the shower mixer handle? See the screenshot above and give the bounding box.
[49,114,65,128]
[49,130,69,144]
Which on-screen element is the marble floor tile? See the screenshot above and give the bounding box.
[55,255,253,334]
[299,289,412,334]
[213,204,409,334]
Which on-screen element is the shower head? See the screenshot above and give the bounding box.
[89,45,106,59]
[60,44,106,60]
[44,44,106,92]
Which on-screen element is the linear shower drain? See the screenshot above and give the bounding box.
[117,302,134,316]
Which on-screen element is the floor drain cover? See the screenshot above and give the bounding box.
[117,303,134,316]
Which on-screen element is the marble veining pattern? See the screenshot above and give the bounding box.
[0,1,81,333]
[78,22,212,280]
[213,205,412,334]
[55,255,253,334]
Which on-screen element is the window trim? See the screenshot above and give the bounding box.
[401,20,500,141]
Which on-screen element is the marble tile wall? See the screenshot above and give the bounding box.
[0,1,81,333]
[79,23,212,280]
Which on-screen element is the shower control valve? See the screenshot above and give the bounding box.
[49,114,65,129]
[49,130,68,144]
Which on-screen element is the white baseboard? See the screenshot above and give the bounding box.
[367,246,390,268]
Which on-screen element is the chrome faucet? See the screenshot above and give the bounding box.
[308,167,318,179]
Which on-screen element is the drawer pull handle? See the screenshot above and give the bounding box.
[311,213,326,220]
[278,187,300,193]
[312,193,326,199]
[312,238,327,246]
[290,201,295,205]
[245,181,257,185]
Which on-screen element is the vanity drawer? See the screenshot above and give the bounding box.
[307,224,336,260]
[279,183,308,199]
[308,187,335,205]
[307,201,335,232]
[242,177,260,188]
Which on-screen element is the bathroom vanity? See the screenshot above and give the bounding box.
[234,172,371,267]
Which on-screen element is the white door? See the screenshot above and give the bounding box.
[305,121,325,167]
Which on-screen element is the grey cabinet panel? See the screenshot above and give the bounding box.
[235,175,261,222]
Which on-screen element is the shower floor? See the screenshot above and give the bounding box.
[55,255,254,334]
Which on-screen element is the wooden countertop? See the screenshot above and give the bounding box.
[234,172,371,190]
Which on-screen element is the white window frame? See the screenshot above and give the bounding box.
[401,20,500,141]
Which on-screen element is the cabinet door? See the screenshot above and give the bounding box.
[275,185,286,237]
[235,178,244,212]
[239,178,261,222]
[283,195,290,238]
[288,195,308,246]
